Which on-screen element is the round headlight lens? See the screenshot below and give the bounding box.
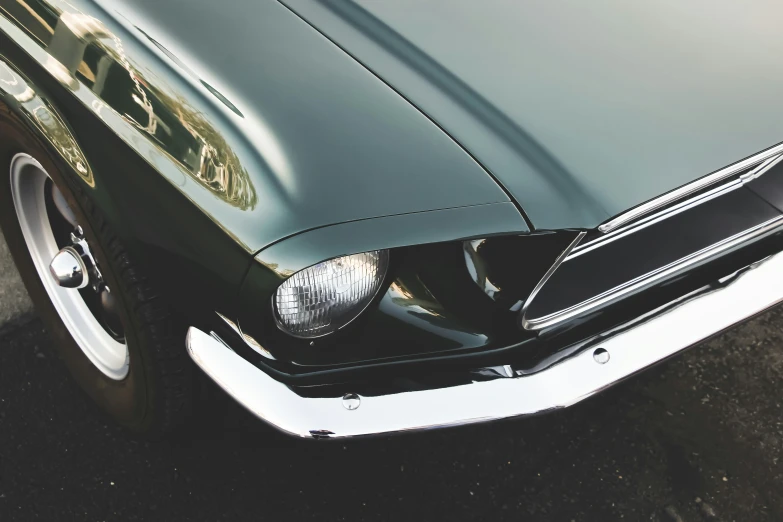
[274,250,389,338]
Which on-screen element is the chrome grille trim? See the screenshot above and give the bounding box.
[577,151,783,256]
[597,143,783,235]
[521,215,783,331]
[518,231,586,329]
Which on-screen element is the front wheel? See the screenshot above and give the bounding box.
[0,150,193,435]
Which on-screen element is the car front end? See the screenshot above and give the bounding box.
[191,145,783,438]
[4,0,783,439]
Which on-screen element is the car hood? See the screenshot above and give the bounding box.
[283,0,783,229]
[79,0,518,252]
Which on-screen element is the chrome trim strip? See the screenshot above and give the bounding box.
[571,181,742,259]
[186,247,783,438]
[577,152,783,256]
[518,231,586,329]
[216,312,276,360]
[598,144,783,234]
[739,151,783,182]
[523,215,783,330]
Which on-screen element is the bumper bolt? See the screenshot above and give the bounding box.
[593,347,610,364]
[342,393,361,411]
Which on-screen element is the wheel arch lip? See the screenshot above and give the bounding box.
[0,0,518,257]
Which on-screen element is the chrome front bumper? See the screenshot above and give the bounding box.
[186,250,783,439]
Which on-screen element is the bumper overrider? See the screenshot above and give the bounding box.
[187,147,783,439]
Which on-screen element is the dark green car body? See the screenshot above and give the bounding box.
[2,0,782,384]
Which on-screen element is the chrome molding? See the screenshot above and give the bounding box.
[597,144,783,235]
[739,151,783,182]
[187,246,783,438]
[523,215,783,330]
[216,312,276,360]
[571,180,739,259]
[518,231,586,330]
[575,151,783,258]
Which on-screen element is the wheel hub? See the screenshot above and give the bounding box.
[49,246,88,289]
[61,226,106,292]
[49,225,115,308]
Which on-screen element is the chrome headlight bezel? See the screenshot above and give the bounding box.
[272,250,390,339]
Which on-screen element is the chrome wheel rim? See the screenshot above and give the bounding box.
[10,154,129,380]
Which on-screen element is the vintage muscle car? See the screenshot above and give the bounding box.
[1,0,783,438]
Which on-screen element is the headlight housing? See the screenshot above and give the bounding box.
[274,250,389,338]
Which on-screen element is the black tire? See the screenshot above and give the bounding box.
[0,122,193,436]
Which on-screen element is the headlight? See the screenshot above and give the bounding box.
[274,250,389,338]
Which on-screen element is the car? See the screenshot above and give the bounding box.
[1,0,783,439]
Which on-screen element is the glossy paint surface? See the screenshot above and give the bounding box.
[284,0,783,229]
[0,57,92,186]
[0,0,534,370]
[0,0,512,254]
[0,45,253,327]
[254,202,527,282]
[6,0,782,381]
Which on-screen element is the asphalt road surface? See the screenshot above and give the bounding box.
[0,231,32,326]
[1,308,782,522]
